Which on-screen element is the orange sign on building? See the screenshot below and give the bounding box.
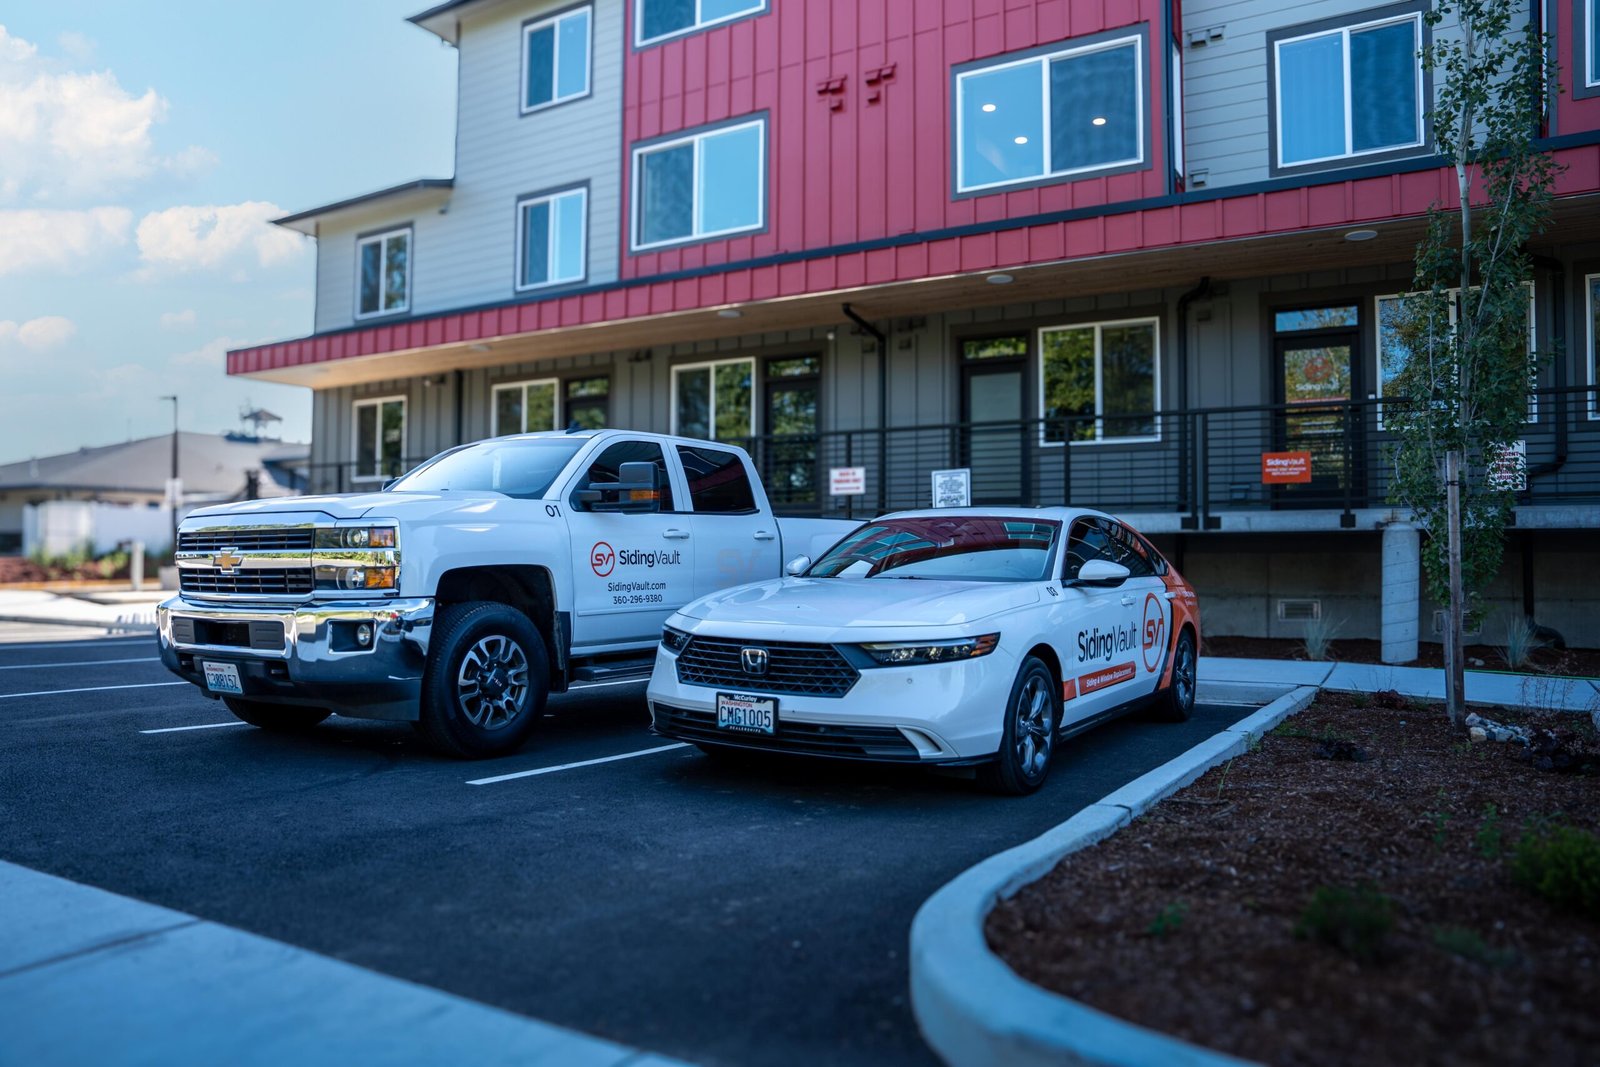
[1261,451,1313,484]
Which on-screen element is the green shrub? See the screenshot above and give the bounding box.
[1511,825,1600,918]
[1147,902,1187,939]
[1295,884,1394,963]
[1431,925,1516,968]
[1475,803,1504,859]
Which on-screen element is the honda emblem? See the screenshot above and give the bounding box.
[740,647,769,676]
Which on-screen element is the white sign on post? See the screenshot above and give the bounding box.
[1487,440,1527,492]
[829,466,867,497]
[931,468,972,508]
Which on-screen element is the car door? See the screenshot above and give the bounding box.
[1099,519,1170,703]
[675,444,782,600]
[565,438,695,648]
[1059,519,1144,723]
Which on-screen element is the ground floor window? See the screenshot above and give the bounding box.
[1375,285,1536,424]
[564,376,610,430]
[353,396,406,481]
[763,356,820,505]
[1587,274,1600,417]
[1038,318,1159,443]
[492,378,559,435]
[673,357,754,441]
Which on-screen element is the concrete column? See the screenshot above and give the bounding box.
[1381,522,1421,664]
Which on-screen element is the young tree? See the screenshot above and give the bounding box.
[1383,0,1557,727]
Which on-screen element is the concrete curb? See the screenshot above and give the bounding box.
[910,686,1319,1067]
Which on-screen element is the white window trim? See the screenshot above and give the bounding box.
[491,378,562,436]
[351,395,408,482]
[631,118,767,251]
[1036,317,1163,447]
[515,188,588,292]
[354,227,412,320]
[955,35,1145,195]
[1170,42,1184,178]
[1272,12,1425,170]
[634,0,764,48]
[669,357,756,439]
[1586,273,1599,418]
[521,6,592,114]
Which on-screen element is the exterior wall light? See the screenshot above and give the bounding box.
[1345,229,1379,241]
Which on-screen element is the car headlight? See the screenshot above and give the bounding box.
[661,625,690,654]
[858,634,999,666]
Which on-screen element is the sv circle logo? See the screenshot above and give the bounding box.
[591,541,616,577]
[1141,592,1166,673]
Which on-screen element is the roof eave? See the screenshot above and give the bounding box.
[272,178,455,235]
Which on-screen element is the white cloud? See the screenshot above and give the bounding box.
[168,336,237,369]
[159,309,197,330]
[0,315,76,350]
[0,206,131,274]
[56,31,95,64]
[135,201,306,275]
[0,25,37,63]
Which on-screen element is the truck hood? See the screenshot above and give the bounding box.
[183,491,507,524]
[677,577,1041,628]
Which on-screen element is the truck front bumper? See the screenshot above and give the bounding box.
[156,596,435,721]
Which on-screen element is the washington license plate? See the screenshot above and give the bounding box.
[201,661,244,695]
[716,692,776,735]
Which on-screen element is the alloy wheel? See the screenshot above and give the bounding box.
[1014,673,1054,780]
[456,634,531,729]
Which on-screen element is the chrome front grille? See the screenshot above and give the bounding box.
[179,569,314,597]
[676,637,860,698]
[178,527,313,552]
[177,523,315,600]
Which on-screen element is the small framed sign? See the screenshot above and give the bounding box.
[931,468,972,508]
[829,466,867,497]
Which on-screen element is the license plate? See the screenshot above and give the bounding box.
[201,661,243,695]
[716,692,777,735]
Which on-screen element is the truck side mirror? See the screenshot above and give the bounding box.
[578,461,663,514]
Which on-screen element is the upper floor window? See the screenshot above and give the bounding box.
[356,228,410,319]
[955,32,1144,195]
[635,0,766,48]
[1271,9,1424,170]
[632,118,765,251]
[1039,319,1160,444]
[353,396,406,481]
[517,187,587,290]
[493,378,559,435]
[523,6,591,113]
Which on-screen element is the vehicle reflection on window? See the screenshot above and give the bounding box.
[807,517,1060,582]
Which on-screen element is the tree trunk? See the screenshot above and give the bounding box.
[1444,449,1467,727]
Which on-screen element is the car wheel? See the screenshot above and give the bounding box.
[417,601,549,759]
[222,697,331,732]
[978,657,1058,796]
[1147,628,1197,723]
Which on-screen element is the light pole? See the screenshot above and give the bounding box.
[160,395,179,554]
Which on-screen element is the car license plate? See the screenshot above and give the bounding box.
[202,661,244,695]
[716,692,776,735]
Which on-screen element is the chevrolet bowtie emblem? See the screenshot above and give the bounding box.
[212,549,244,572]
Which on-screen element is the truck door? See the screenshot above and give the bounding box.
[674,444,782,601]
[1059,518,1144,724]
[566,439,695,648]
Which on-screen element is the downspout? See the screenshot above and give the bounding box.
[1176,277,1212,527]
[842,304,890,513]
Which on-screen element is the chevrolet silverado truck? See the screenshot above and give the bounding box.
[157,430,858,758]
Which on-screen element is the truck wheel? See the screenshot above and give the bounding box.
[1146,628,1197,723]
[978,657,1057,796]
[222,697,331,732]
[418,601,548,759]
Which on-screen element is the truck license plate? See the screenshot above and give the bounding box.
[716,692,776,735]
[202,661,244,695]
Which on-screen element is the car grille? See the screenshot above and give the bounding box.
[178,527,314,552]
[652,704,919,761]
[179,569,314,597]
[675,637,859,698]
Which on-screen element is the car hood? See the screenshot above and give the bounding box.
[677,577,1041,627]
[184,491,506,524]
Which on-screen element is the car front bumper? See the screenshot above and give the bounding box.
[156,595,435,721]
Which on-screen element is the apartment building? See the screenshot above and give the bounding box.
[228,0,1600,650]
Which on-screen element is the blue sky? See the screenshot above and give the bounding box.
[0,1,457,461]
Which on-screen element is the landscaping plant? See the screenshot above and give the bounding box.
[1511,823,1600,918]
[1496,614,1545,670]
[1294,884,1395,964]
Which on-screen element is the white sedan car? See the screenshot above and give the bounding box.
[646,507,1201,794]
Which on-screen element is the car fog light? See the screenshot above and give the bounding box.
[356,624,374,647]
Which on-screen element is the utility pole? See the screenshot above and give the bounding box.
[161,395,179,555]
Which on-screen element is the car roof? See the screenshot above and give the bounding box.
[874,505,1110,524]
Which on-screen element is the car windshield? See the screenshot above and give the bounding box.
[387,437,587,499]
[807,517,1061,582]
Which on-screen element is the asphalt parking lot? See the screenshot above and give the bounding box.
[0,630,1251,1067]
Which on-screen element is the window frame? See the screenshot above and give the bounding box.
[521,4,593,115]
[1036,316,1163,446]
[630,116,768,252]
[490,377,562,436]
[952,29,1148,197]
[1268,6,1428,173]
[633,0,767,49]
[514,185,589,292]
[351,395,408,483]
[670,356,757,440]
[354,226,412,320]
[1580,0,1600,96]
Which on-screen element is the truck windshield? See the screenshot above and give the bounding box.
[807,517,1061,582]
[388,438,587,499]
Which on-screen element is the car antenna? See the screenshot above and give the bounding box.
[566,418,584,433]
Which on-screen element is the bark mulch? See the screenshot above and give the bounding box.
[986,694,1600,1067]
[1204,635,1600,679]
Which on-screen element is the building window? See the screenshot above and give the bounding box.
[1375,285,1537,424]
[353,397,406,481]
[673,357,754,441]
[635,0,765,48]
[492,379,560,435]
[632,118,765,250]
[1585,0,1600,92]
[955,33,1144,194]
[1585,274,1599,417]
[1272,10,1424,169]
[517,188,587,291]
[565,376,610,430]
[763,356,820,506]
[1038,319,1160,443]
[356,228,411,319]
[523,6,591,113]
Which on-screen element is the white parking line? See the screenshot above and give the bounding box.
[140,721,250,735]
[0,656,160,672]
[0,636,151,652]
[0,681,188,701]
[466,742,690,786]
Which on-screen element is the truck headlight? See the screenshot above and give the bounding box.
[858,634,999,666]
[311,523,400,595]
[661,625,690,654]
[315,566,397,591]
[315,527,396,549]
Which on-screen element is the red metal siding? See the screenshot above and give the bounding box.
[1555,0,1600,134]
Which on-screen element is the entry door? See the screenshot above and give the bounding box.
[1274,330,1359,508]
[961,354,1027,505]
[762,356,820,510]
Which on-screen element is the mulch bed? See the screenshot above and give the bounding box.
[1204,635,1600,679]
[986,693,1600,1067]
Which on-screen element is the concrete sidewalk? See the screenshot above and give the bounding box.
[1199,656,1600,712]
[0,590,166,634]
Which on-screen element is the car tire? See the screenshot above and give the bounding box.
[978,657,1058,796]
[222,697,331,732]
[417,601,549,759]
[1147,627,1197,723]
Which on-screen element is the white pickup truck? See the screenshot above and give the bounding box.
[157,430,857,757]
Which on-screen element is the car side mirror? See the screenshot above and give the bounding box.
[579,461,662,514]
[1069,559,1131,587]
[785,555,811,577]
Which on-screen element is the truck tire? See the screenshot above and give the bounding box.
[418,601,549,759]
[223,697,331,732]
